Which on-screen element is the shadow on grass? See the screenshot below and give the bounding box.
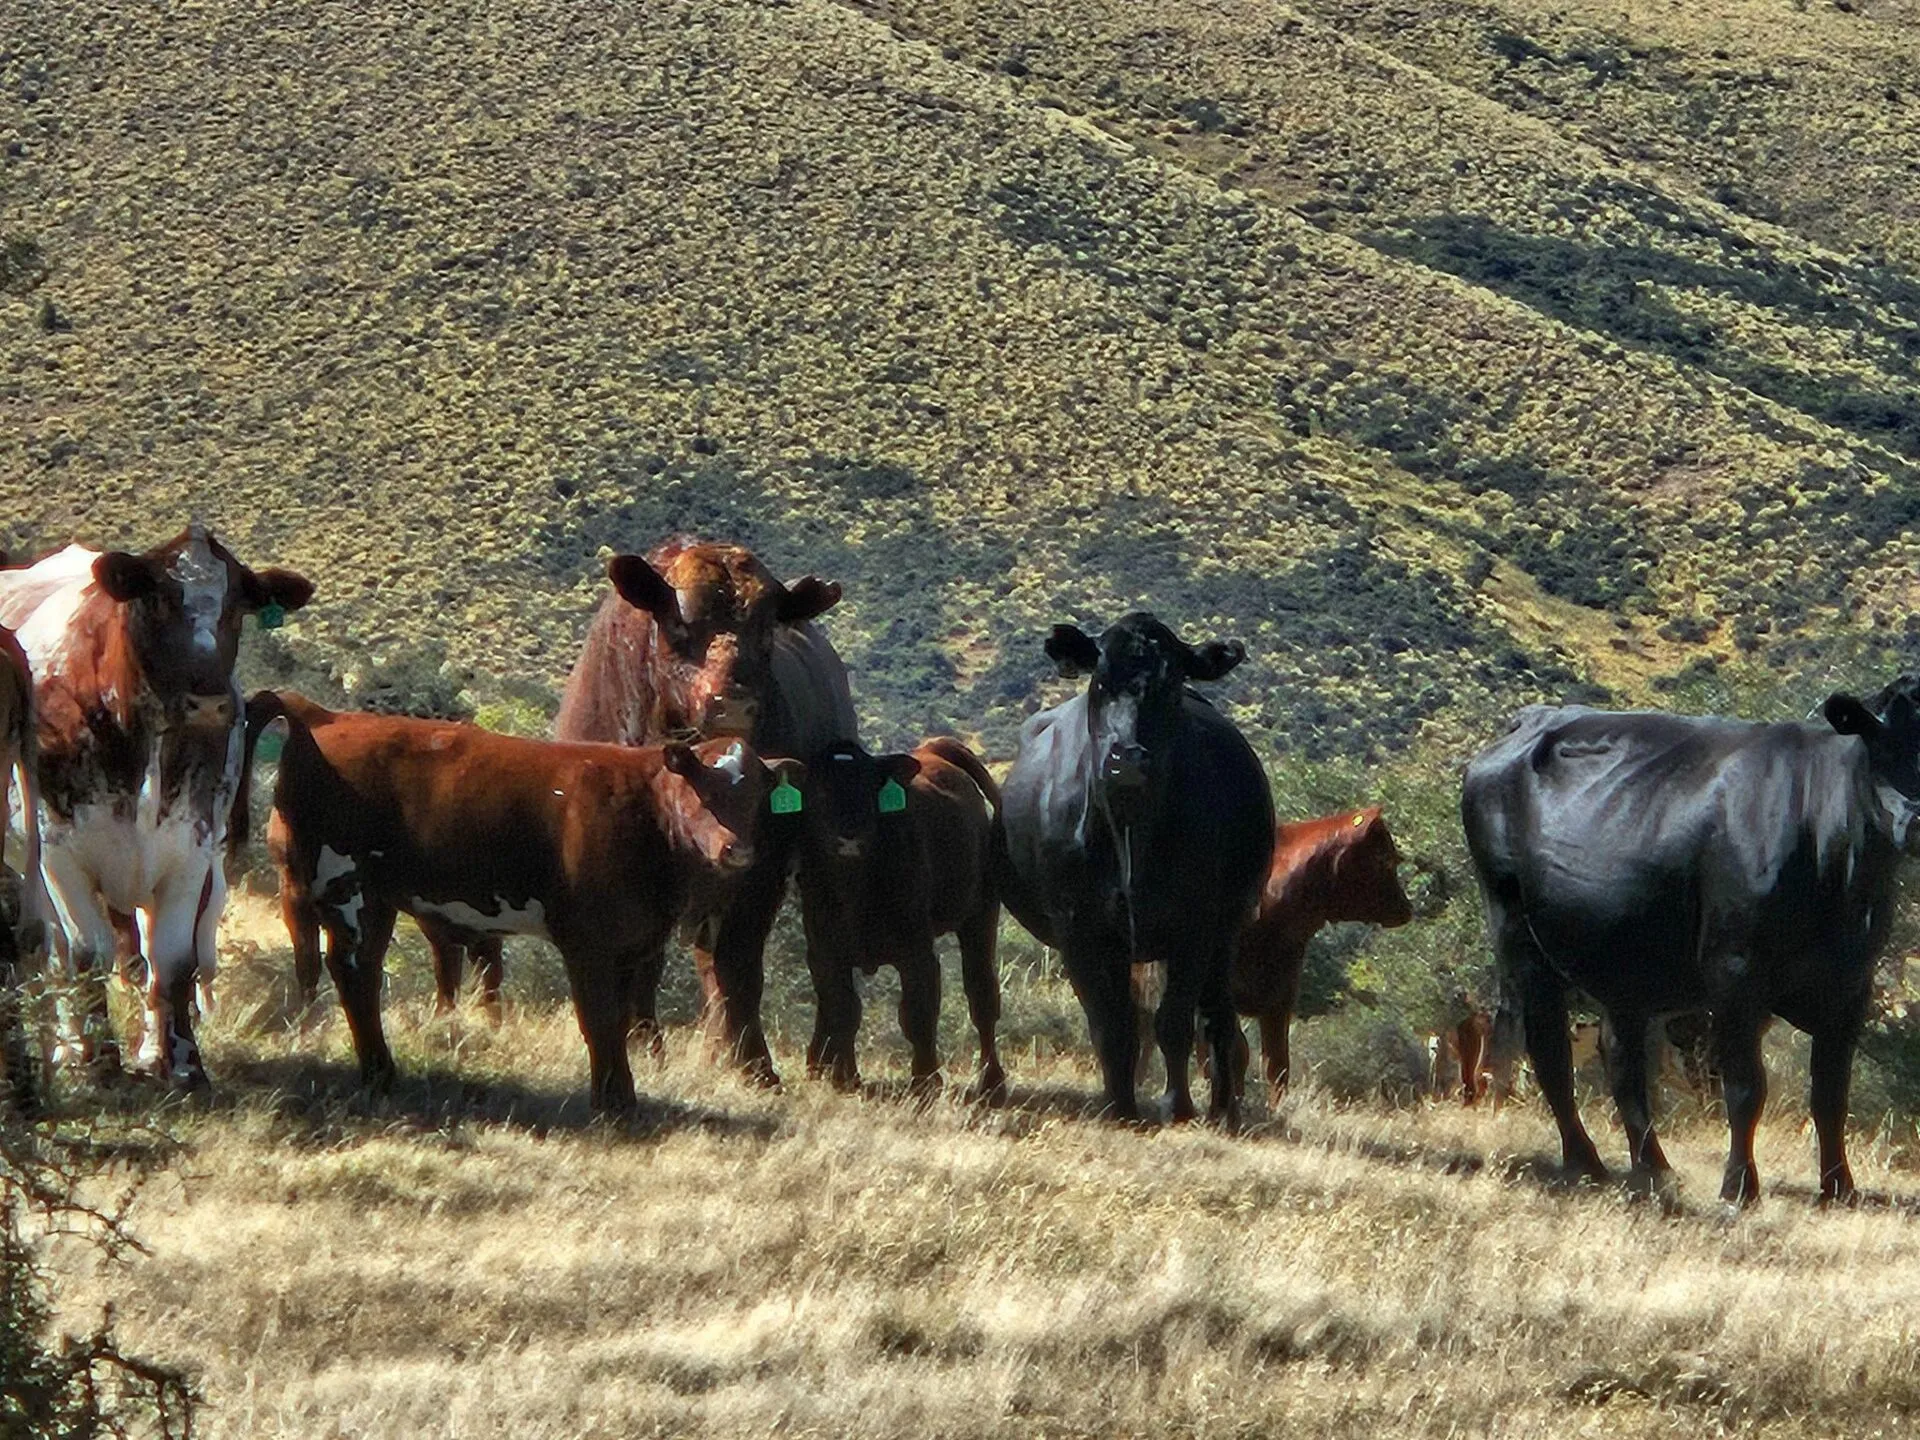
[45,1050,788,1149]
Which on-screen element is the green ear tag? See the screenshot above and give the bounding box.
[257,602,287,632]
[770,778,804,815]
[877,777,908,814]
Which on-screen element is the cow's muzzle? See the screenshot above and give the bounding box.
[720,840,757,872]
[181,693,235,730]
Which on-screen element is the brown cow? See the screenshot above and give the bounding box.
[0,526,313,1085]
[554,539,856,1083]
[1165,808,1413,1104]
[794,737,1006,1101]
[241,690,797,1112]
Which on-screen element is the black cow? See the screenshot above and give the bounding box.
[997,613,1275,1125]
[1462,683,1920,1205]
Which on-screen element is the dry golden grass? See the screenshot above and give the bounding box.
[35,898,1920,1438]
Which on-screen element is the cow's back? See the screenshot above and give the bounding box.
[0,545,97,638]
[1464,705,1884,1004]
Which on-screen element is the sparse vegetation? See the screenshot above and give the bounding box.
[10,0,1920,1430]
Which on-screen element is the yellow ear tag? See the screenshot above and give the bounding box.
[1352,813,1366,827]
[878,777,908,814]
[770,778,803,815]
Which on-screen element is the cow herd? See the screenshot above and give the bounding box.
[0,522,1916,1207]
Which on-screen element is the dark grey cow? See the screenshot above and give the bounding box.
[997,613,1274,1126]
[1462,681,1920,1205]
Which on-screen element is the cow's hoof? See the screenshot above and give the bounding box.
[909,1072,943,1104]
[970,1067,1009,1108]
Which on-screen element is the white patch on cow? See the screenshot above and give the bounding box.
[411,895,550,940]
[715,742,746,784]
[332,888,365,952]
[7,546,103,678]
[171,529,228,655]
[315,845,357,893]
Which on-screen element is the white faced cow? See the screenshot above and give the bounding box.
[0,524,313,1086]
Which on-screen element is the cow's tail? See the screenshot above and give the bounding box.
[229,689,297,852]
[922,736,1000,812]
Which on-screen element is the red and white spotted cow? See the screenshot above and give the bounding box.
[0,525,313,1085]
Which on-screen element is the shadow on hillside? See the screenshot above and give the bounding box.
[1366,213,1920,462]
[132,1052,789,1147]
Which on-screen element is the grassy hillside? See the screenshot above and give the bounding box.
[5,0,1920,766]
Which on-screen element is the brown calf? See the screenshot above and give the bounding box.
[242,690,796,1112]
[554,540,856,1082]
[1182,808,1414,1104]
[794,737,1006,1100]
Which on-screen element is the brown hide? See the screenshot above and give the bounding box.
[794,737,1005,1099]
[551,538,853,1083]
[1136,808,1413,1103]
[249,690,793,1112]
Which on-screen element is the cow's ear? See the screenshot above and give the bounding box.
[1185,639,1247,682]
[1045,625,1100,678]
[662,741,701,778]
[778,577,841,624]
[608,555,683,629]
[93,552,161,603]
[242,567,315,613]
[1824,693,1884,738]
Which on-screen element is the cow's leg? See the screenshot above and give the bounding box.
[324,898,399,1092]
[1066,945,1139,1121]
[1257,1009,1293,1106]
[1457,1018,1486,1105]
[41,847,121,1078]
[816,958,862,1091]
[1156,956,1203,1124]
[695,854,784,1085]
[1514,961,1606,1181]
[1810,1016,1862,1205]
[800,925,861,1088]
[473,938,504,1027]
[1199,956,1241,1130]
[956,907,1006,1104]
[628,943,668,1055]
[1131,964,1160,1091]
[282,878,323,1008]
[562,945,640,1116]
[1714,1003,1769,1207]
[897,945,944,1096]
[425,924,465,1017]
[192,864,223,1018]
[1604,1010,1671,1179]
[136,868,219,1089]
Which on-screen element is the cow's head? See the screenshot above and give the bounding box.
[1046,611,1245,826]
[800,742,920,867]
[1826,676,1920,846]
[92,523,314,731]
[659,737,805,875]
[1328,809,1415,928]
[607,540,841,740]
